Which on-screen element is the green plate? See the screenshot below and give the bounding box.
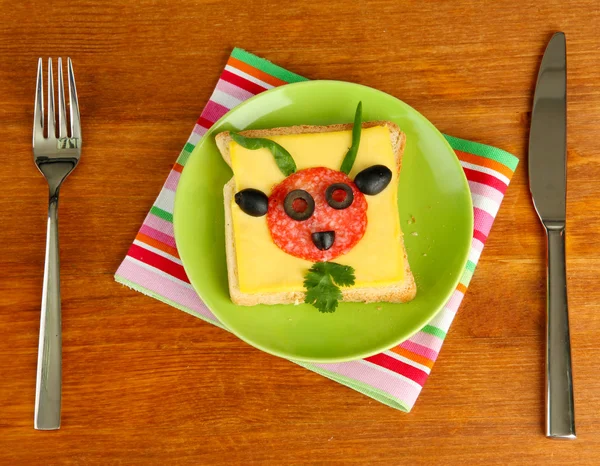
[174,81,473,363]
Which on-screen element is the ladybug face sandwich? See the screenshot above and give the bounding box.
[216,103,416,313]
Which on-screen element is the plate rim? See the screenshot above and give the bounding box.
[174,79,474,363]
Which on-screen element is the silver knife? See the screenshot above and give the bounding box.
[529,32,575,439]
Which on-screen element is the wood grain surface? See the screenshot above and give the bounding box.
[1,0,599,464]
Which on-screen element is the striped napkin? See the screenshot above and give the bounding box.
[115,48,518,412]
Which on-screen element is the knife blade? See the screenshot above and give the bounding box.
[529,32,576,440]
[530,33,567,225]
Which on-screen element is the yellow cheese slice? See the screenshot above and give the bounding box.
[230,125,404,293]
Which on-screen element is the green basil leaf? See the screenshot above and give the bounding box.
[231,132,297,177]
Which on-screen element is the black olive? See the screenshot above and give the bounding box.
[354,165,393,195]
[234,188,268,217]
[284,189,315,221]
[311,231,335,251]
[325,183,354,209]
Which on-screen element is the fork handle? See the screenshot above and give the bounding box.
[546,226,575,439]
[34,194,62,430]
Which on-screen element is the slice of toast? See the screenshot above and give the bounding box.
[216,121,416,306]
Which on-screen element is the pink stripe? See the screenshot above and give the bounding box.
[468,180,504,204]
[443,289,464,313]
[164,169,181,192]
[203,100,230,123]
[144,213,174,237]
[216,79,255,102]
[407,331,445,353]
[471,237,484,252]
[314,360,420,408]
[116,257,217,322]
[192,123,208,136]
[474,207,494,237]
[399,340,439,362]
[139,224,178,249]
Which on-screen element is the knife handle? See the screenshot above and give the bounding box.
[546,226,576,439]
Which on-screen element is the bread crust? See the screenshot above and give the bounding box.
[218,122,416,305]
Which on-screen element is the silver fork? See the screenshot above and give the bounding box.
[33,58,81,430]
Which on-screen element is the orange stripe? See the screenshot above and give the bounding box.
[390,346,435,369]
[455,150,515,179]
[457,283,467,294]
[172,163,183,173]
[136,232,180,258]
[227,56,288,87]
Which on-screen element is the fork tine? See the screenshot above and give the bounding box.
[67,58,81,139]
[47,58,56,139]
[33,58,44,143]
[57,58,68,138]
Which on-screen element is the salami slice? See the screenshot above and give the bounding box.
[267,167,368,262]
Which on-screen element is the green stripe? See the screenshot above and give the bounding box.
[231,48,308,84]
[422,325,447,339]
[460,267,474,287]
[444,134,519,171]
[150,206,173,223]
[297,362,410,412]
[183,142,195,154]
[466,260,476,272]
[176,145,194,166]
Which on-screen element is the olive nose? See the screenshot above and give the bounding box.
[311,231,335,251]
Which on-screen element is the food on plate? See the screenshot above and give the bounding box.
[215,103,416,312]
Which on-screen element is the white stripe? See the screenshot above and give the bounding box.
[224,64,275,90]
[461,161,510,185]
[128,256,193,289]
[471,193,501,217]
[133,239,182,265]
[357,359,423,391]
[154,188,176,214]
[188,131,202,146]
[210,89,243,109]
[468,246,482,264]
[427,309,456,333]
[384,351,431,374]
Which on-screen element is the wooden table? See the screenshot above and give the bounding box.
[1,0,599,463]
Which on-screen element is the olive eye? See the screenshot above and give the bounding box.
[284,189,315,221]
[325,183,354,209]
[354,165,392,195]
[235,188,268,217]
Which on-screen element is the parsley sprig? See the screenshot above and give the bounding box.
[303,262,356,313]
